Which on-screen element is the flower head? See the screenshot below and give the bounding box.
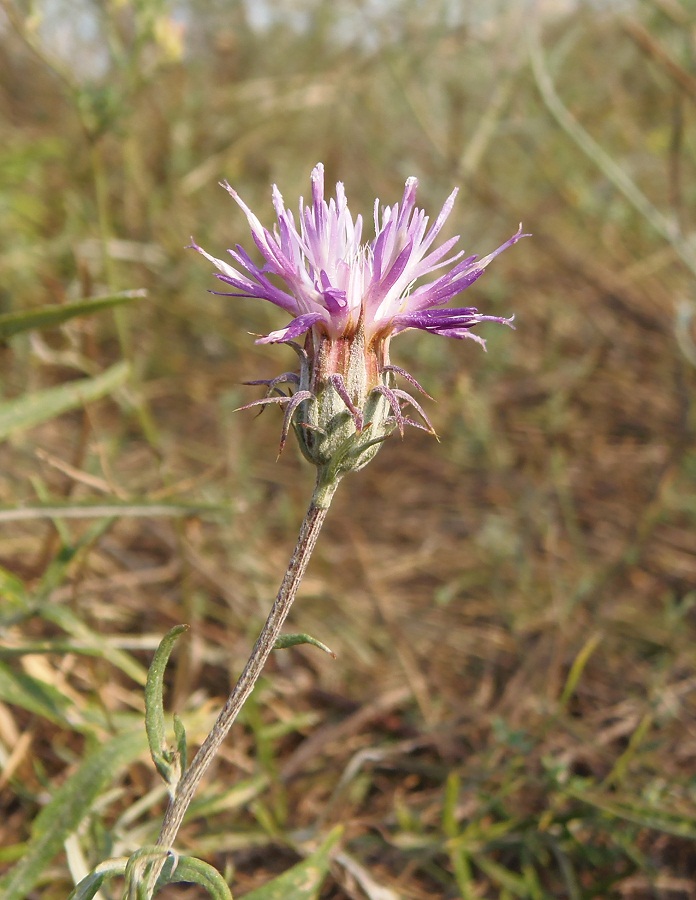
[192,164,527,482]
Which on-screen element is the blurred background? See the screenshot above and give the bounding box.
[1,0,696,897]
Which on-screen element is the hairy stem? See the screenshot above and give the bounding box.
[148,473,339,886]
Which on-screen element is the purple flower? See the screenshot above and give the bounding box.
[192,165,527,477]
[193,163,525,348]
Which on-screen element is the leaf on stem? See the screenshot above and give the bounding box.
[273,633,336,658]
[145,624,189,790]
[121,848,234,899]
[67,857,129,900]
[158,855,234,899]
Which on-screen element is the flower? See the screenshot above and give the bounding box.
[192,164,527,481]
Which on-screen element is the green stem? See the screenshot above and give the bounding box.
[147,472,340,888]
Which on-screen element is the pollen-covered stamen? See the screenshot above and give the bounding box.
[372,384,406,436]
[391,388,437,435]
[328,374,364,432]
[279,390,314,456]
[381,364,434,400]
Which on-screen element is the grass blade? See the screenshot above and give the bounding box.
[0,660,72,724]
[0,728,148,900]
[240,827,342,900]
[0,291,146,339]
[0,361,130,441]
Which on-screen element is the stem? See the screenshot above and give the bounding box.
[148,473,340,883]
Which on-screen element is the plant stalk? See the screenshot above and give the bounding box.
[148,473,339,887]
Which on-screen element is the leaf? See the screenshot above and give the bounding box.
[162,855,234,899]
[174,714,188,773]
[145,625,189,787]
[0,290,146,339]
[124,847,170,899]
[121,849,234,900]
[240,827,342,900]
[0,728,148,900]
[0,360,130,442]
[273,633,335,658]
[67,857,129,900]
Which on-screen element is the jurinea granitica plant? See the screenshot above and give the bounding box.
[71,165,527,899]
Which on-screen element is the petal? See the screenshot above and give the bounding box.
[255,312,326,344]
[392,307,515,340]
[405,227,530,313]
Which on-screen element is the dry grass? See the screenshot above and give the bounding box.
[1,1,695,897]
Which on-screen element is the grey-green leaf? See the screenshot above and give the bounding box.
[0,360,130,442]
[0,290,146,339]
[145,625,189,786]
[67,857,129,900]
[162,855,234,899]
[174,714,188,773]
[273,633,336,658]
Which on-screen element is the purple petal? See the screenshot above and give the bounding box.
[392,307,515,341]
[376,238,414,295]
[419,187,458,252]
[255,312,326,344]
[406,227,530,313]
[319,270,348,314]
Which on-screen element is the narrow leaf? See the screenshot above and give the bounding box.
[0,290,146,339]
[67,857,129,900]
[162,856,233,899]
[124,847,171,898]
[145,625,189,787]
[0,728,148,900]
[273,633,336,658]
[174,714,188,773]
[240,827,342,900]
[0,361,130,442]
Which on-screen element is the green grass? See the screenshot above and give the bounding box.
[1,0,695,896]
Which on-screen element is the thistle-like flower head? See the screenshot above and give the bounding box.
[192,164,527,482]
